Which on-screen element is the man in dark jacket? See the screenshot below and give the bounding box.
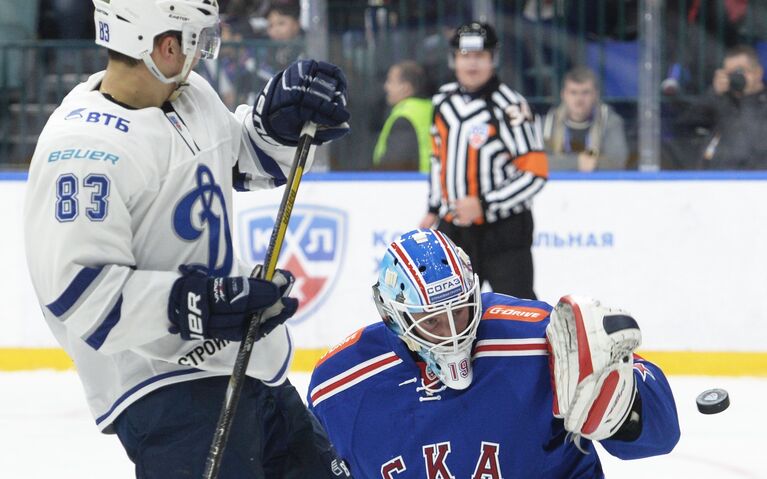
[673,45,767,170]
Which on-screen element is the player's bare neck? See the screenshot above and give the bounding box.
[100,60,175,109]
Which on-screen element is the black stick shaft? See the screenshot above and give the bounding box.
[202,122,317,479]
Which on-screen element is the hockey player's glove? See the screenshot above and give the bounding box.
[256,59,350,146]
[546,295,641,444]
[168,265,298,341]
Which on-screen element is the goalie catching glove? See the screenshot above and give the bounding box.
[168,265,297,341]
[546,295,642,444]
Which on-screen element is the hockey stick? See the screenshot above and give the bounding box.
[202,121,317,479]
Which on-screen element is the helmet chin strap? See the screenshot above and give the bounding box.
[168,79,191,101]
[140,51,197,101]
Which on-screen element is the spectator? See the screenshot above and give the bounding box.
[266,2,302,41]
[542,66,628,171]
[203,3,304,109]
[219,0,270,36]
[372,61,433,172]
[419,22,548,300]
[200,15,258,108]
[672,44,767,169]
[253,3,306,92]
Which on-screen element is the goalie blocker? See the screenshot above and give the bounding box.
[547,295,644,445]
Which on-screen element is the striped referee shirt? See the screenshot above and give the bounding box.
[428,76,548,224]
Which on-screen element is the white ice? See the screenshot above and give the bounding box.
[1,372,764,478]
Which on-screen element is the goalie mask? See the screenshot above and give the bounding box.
[372,229,481,390]
[92,0,221,86]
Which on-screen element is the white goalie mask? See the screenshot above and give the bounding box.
[92,0,221,85]
[373,229,482,390]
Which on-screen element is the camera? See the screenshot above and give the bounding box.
[728,69,746,93]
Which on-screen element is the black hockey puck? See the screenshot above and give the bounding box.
[696,388,730,414]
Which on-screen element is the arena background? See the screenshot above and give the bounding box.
[1,1,766,477]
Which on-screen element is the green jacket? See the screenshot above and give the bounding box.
[373,97,433,172]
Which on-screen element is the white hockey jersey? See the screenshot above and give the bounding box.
[24,71,308,432]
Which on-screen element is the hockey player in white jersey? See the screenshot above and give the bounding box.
[23,0,351,477]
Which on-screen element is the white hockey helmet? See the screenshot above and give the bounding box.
[92,0,221,84]
[373,229,482,390]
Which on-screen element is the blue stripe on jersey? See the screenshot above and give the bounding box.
[95,368,202,426]
[46,266,104,317]
[85,295,123,350]
[263,328,293,386]
[247,134,287,187]
[233,167,248,192]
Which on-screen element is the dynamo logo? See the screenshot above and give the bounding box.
[238,205,347,324]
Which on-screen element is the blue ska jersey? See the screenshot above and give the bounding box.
[24,71,311,432]
[308,293,679,478]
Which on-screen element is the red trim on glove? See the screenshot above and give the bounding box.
[581,369,620,435]
[548,340,560,416]
[563,295,594,380]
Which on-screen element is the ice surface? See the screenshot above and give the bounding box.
[1,372,764,478]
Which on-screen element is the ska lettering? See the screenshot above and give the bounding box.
[379,441,502,479]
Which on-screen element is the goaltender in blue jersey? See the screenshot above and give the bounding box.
[308,228,680,478]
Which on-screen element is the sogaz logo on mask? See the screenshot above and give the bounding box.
[237,205,347,324]
[426,276,462,303]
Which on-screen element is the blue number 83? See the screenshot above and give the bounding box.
[98,21,110,42]
[55,174,110,222]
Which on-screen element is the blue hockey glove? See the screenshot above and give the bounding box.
[256,59,351,146]
[168,265,298,341]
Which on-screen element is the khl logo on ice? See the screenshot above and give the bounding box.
[238,205,346,324]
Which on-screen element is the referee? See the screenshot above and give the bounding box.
[419,22,548,299]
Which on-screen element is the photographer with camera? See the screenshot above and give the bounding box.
[670,45,767,170]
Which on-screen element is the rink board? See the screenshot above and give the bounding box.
[3,171,767,375]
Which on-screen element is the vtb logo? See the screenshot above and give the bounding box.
[238,205,347,324]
